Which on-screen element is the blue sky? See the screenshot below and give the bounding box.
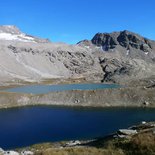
[0,0,155,44]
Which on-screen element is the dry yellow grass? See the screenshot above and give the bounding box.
[17,129,155,155]
[34,147,125,155]
[129,131,155,155]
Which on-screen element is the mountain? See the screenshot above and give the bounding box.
[0,25,102,85]
[78,30,155,60]
[78,30,155,84]
[0,25,155,86]
[0,25,50,43]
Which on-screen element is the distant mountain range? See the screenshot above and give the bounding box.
[0,25,155,85]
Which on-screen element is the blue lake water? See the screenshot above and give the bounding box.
[3,83,120,94]
[0,106,155,149]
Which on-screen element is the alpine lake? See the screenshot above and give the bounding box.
[0,83,155,149]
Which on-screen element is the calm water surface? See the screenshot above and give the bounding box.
[0,106,155,149]
[3,83,120,94]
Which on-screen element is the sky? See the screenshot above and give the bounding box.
[0,0,155,44]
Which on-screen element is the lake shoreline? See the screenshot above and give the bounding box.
[0,85,155,109]
[1,106,155,150]
[0,103,154,111]
[1,121,155,155]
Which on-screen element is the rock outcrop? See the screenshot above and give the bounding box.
[90,30,155,53]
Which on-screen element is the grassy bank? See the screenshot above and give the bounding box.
[15,122,155,155]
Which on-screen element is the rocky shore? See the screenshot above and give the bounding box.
[0,83,155,109]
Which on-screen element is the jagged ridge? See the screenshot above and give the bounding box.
[79,30,155,54]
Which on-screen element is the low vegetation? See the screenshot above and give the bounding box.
[22,128,155,155]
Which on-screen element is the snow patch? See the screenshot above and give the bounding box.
[126,50,130,55]
[95,46,103,51]
[84,46,90,49]
[0,32,36,43]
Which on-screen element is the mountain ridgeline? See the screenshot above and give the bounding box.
[0,25,155,85]
[78,30,155,59]
[92,30,154,52]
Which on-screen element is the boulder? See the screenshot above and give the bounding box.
[3,151,19,155]
[21,151,34,155]
[118,129,137,135]
[0,148,4,154]
[143,101,150,106]
[66,140,81,147]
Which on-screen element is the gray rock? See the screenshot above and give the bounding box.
[3,151,19,155]
[66,140,81,147]
[91,32,118,50]
[143,101,150,106]
[141,121,146,124]
[0,148,4,153]
[21,151,34,155]
[118,129,137,135]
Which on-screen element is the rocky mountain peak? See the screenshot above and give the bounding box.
[83,30,154,53]
[91,32,119,50]
[0,25,50,43]
[117,30,151,50]
[0,25,22,34]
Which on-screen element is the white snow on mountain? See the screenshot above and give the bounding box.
[0,25,50,43]
[0,32,36,42]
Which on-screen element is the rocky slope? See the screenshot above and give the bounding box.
[0,25,102,85]
[0,25,155,85]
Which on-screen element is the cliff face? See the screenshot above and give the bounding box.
[91,30,155,52]
[0,26,155,85]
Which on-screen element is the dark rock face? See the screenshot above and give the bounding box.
[91,32,118,51]
[99,58,133,83]
[117,30,141,48]
[117,30,152,52]
[90,30,154,53]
